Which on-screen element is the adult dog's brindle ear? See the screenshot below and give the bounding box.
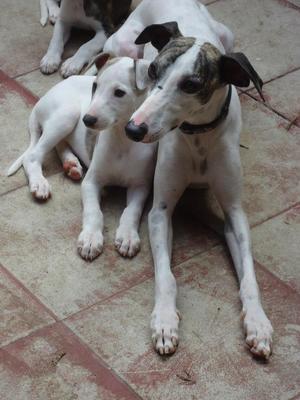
[135,21,182,51]
[219,52,265,101]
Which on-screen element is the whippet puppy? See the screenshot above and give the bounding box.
[123,0,273,359]
[40,0,133,77]
[7,55,156,259]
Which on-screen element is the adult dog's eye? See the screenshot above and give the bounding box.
[92,82,97,96]
[179,76,202,94]
[114,89,126,97]
[148,63,157,80]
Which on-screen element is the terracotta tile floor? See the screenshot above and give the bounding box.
[0,0,299,399]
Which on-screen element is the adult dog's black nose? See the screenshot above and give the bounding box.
[83,114,98,127]
[125,120,148,142]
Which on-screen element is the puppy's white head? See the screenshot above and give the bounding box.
[83,53,150,131]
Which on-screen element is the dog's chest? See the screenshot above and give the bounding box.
[187,135,212,187]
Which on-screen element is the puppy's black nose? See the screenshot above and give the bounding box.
[83,114,98,127]
[125,120,148,142]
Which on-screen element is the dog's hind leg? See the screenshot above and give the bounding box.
[56,141,83,181]
[115,185,149,258]
[23,110,79,200]
[210,149,273,359]
[60,30,107,78]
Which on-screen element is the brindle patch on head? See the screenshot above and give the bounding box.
[193,42,222,104]
[84,0,132,35]
[151,37,195,81]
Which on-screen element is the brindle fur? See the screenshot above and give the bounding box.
[84,0,132,35]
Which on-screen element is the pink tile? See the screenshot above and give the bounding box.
[0,264,54,347]
[66,246,300,400]
[0,322,141,400]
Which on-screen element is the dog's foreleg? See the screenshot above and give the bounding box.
[149,167,187,355]
[47,0,60,25]
[40,19,71,74]
[77,152,104,260]
[211,153,273,359]
[56,142,83,181]
[115,185,149,258]
[60,30,107,78]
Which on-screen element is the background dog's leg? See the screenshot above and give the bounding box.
[56,141,83,181]
[115,185,149,258]
[40,19,71,74]
[47,0,60,25]
[211,154,273,359]
[60,30,107,78]
[77,152,104,261]
[149,163,188,355]
[23,111,78,200]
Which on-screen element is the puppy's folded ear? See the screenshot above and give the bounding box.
[134,59,151,91]
[135,21,182,51]
[94,52,111,70]
[219,52,265,101]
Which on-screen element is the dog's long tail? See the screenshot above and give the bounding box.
[6,111,41,176]
[40,0,48,27]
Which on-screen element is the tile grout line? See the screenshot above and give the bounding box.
[0,70,39,106]
[60,322,145,400]
[255,259,300,299]
[251,201,300,230]
[274,0,300,11]
[61,242,222,323]
[12,66,41,80]
[0,262,59,322]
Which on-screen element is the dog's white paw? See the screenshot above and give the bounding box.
[60,57,85,78]
[77,229,103,261]
[63,160,83,181]
[30,177,51,200]
[49,9,59,25]
[151,307,180,355]
[115,226,140,258]
[40,53,61,74]
[243,306,273,359]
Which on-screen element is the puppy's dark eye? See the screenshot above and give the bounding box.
[92,82,97,96]
[179,76,202,94]
[114,89,126,97]
[148,63,157,80]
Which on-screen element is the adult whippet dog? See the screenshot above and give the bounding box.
[124,0,273,359]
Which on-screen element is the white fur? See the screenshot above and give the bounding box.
[116,0,273,358]
[40,0,60,26]
[7,57,157,259]
[40,0,107,77]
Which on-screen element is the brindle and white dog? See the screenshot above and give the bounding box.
[40,0,134,77]
[123,0,273,359]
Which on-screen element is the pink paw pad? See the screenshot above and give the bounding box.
[63,160,82,181]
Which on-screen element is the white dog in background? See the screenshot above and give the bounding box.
[40,0,133,77]
[40,0,60,26]
[7,54,156,258]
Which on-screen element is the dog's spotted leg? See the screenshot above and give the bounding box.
[60,30,107,78]
[211,148,273,359]
[115,185,149,258]
[56,142,83,181]
[149,162,188,355]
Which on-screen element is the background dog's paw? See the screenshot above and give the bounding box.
[77,229,103,261]
[60,57,85,78]
[40,53,61,74]
[115,226,140,258]
[30,177,51,201]
[151,307,180,355]
[243,307,273,359]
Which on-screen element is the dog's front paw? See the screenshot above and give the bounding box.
[151,306,180,355]
[115,226,140,258]
[30,177,51,201]
[243,306,273,359]
[40,53,61,74]
[63,160,83,181]
[60,57,85,78]
[77,229,103,261]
